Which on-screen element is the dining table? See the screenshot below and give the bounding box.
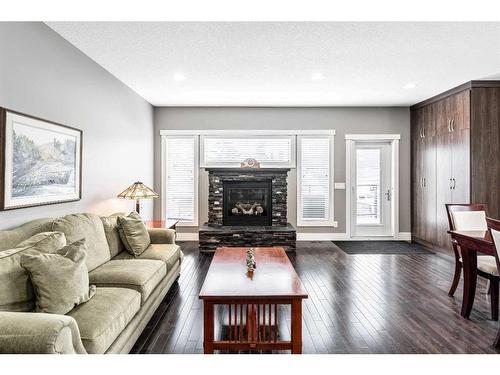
[448,229,500,348]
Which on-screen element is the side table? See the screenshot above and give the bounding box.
[145,220,179,230]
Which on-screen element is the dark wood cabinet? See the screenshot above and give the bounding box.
[411,81,500,255]
[422,135,437,244]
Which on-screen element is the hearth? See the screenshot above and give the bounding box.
[223,180,272,226]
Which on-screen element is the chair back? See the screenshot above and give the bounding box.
[487,217,500,264]
[446,204,488,231]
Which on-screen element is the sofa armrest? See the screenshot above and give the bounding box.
[0,312,87,354]
[148,228,176,244]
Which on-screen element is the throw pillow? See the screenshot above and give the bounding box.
[52,213,110,271]
[20,238,96,315]
[0,231,66,312]
[100,212,127,258]
[117,211,151,257]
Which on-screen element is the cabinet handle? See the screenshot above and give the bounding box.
[451,119,455,132]
[423,177,426,187]
[422,128,425,138]
[447,119,451,132]
[449,178,453,189]
[452,178,456,189]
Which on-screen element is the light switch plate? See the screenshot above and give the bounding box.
[334,182,346,189]
[333,221,338,227]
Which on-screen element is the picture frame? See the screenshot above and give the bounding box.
[0,108,82,210]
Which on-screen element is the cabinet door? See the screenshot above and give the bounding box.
[422,135,437,244]
[436,132,453,250]
[435,98,450,135]
[451,128,470,203]
[449,90,471,132]
[414,139,425,239]
[411,110,424,239]
[423,102,436,138]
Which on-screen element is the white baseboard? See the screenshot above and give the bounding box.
[175,231,412,242]
[296,232,349,241]
[297,232,412,241]
[396,232,412,241]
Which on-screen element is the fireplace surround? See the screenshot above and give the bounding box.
[199,168,296,252]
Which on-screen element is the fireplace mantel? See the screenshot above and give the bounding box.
[204,168,290,173]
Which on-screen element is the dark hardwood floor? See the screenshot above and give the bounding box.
[130,241,500,354]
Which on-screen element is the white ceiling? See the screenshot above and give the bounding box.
[47,22,500,107]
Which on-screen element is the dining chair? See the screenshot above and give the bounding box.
[487,217,500,347]
[446,204,499,320]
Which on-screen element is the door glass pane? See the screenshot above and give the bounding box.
[356,148,381,225]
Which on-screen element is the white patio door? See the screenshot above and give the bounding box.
[350,141,393,237]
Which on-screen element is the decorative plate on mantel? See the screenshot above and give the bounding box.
[240,158,260,168]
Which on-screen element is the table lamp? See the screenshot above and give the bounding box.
[117,181,159,215]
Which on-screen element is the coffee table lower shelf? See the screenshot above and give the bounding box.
[202,298,303,354]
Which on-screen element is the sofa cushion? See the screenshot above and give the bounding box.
[117,212,151,257]
[0,218,55,251]
[88,259,166,304]
[52,213,110,271]
[114,244,182,272]
[16,231,66,249]
[100,214,126,258]
[67,287,140,354]
[20,239,96,315]
[0,232,66,312]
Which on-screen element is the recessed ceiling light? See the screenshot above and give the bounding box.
[403,82,416,89]
[311,73,324,81]
[173,73,186,82]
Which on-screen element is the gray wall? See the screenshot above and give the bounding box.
[0,22,154,230]
[154,106,411,235]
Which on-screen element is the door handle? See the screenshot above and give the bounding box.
[385,189,391,201]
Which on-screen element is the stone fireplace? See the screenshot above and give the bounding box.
[198,168,296,252]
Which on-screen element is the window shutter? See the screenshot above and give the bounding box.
[165,136,198,225]
[201,136,294,167]
[297,136,333,226]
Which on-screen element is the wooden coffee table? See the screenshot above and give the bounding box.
[199,247,308,354]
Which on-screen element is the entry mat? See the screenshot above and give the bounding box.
[332,240,434,255]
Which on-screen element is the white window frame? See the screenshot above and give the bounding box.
[296,134,335,227]
[199,134,296,168]
[345,134,400,238]
[160,129,337,228]
[161,134,199,226]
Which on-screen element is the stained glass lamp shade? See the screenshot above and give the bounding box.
[117,181,159,214]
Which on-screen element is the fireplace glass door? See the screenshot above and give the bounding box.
[223,181,272,226]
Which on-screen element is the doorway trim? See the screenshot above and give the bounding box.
[345,134,400,239]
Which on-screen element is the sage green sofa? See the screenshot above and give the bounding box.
[0,213,183,354]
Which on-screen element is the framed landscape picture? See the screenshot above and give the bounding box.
[0,108,82,210]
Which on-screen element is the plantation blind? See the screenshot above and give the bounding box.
[165,136,198,225]
[201,136,294,167]
[297,136,333,226]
